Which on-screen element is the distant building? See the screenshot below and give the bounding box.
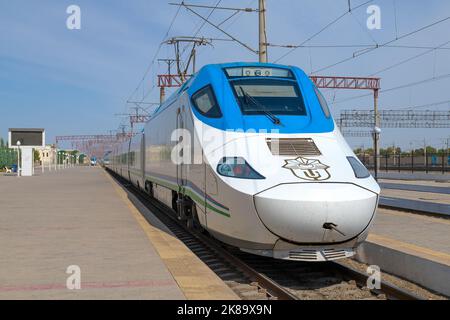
[36,145,56,165]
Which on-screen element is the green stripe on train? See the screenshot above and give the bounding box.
[144,174,230,218]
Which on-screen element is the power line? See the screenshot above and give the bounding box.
[178,2,258,54]
[332,72,450,104]
[397,99,450,110]
[273,0,374,63]
[336,99,450,111]
[312,15,450,74]
[329,39,450,103]
[349,5,378,46]
[268,43,450,50]
[193,0,256,62]
[126,4,183,103]
[369,40,450,76]
[178,0,222,62]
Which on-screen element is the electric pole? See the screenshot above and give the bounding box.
[373,89,380,180]
[424,138,427,166]
[259,0,268,63]
[158,58,176,104]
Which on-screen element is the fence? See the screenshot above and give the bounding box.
[358,153,450,173]
[0,148,18,169]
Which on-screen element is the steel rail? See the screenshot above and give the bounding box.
[106,168,423,301]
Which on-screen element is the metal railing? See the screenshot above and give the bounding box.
[358,153,450,173]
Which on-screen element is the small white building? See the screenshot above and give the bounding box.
[36,145,57,166]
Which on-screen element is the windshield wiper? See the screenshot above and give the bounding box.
[238,86,282,126]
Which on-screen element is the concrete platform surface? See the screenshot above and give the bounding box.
[380,182,450,195]
[0,167,237,300]
[379,179,450,188]
[380,189,450,205]
[379,185,450,216]
[372,208,450,256]
[356,208,450,296]
[379,197,450,216]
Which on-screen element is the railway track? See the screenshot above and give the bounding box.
[107,169,422,301]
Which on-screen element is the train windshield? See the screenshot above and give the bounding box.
[230,79,306,116]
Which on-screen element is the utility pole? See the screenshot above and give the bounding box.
[258,0,268,63]
[423,138,427,168]
[373,89,380,180]
[392,142,396,166]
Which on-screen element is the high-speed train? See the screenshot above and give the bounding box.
[107,62,380,262]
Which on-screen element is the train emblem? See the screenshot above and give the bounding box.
[283,157,331,181]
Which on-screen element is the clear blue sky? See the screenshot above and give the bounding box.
[1,0,449,150]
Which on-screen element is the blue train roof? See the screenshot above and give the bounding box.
[155,62,294,110]
[153,62,334,134]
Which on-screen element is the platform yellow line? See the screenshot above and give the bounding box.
[103,170,239,300]
[368,233,450,266]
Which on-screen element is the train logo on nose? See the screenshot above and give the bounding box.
[283,157,331,181]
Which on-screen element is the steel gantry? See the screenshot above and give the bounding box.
[310,75,381,179]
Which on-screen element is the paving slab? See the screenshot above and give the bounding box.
[355,208,450,296]
[0,166,237,300]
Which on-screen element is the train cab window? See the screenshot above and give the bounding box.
[231,79,306,116]
[191,85,222,118]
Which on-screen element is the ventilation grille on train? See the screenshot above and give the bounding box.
[266,138,321,156]
[288,249,318,261]
[322,249,349,260]
[288,249,353,262]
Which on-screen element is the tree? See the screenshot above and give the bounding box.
[353,148,363,155]
[364,148,374,156]
[33,149,41,163]
[0,138,4,149]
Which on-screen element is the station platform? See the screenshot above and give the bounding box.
[379,180,450,195]
[357,207,450,296]
[379,182,450,216]
[0,166,237,300]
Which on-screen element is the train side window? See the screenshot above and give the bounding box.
[191,85,222,118]
[314,87,331,118]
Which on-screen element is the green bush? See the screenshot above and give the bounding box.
[0,138,17,169]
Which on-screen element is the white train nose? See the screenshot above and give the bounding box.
[254,183,378,243]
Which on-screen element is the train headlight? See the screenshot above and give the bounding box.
[347,156,370,179]
[217,157,265,179]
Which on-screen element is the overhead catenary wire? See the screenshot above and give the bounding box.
[312,15,450,74]
[331,72,450,104]
[369,39,450,76]
[396,99,450,110]
[178,0,223,61]
[179,3,258,54]
[193,0,256,62]
[341,99,450,111]
[126,4,183,104]
[273,0,374,63]
[268,43,450,50]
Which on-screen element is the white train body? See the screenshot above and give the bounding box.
[108,63,380,262]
